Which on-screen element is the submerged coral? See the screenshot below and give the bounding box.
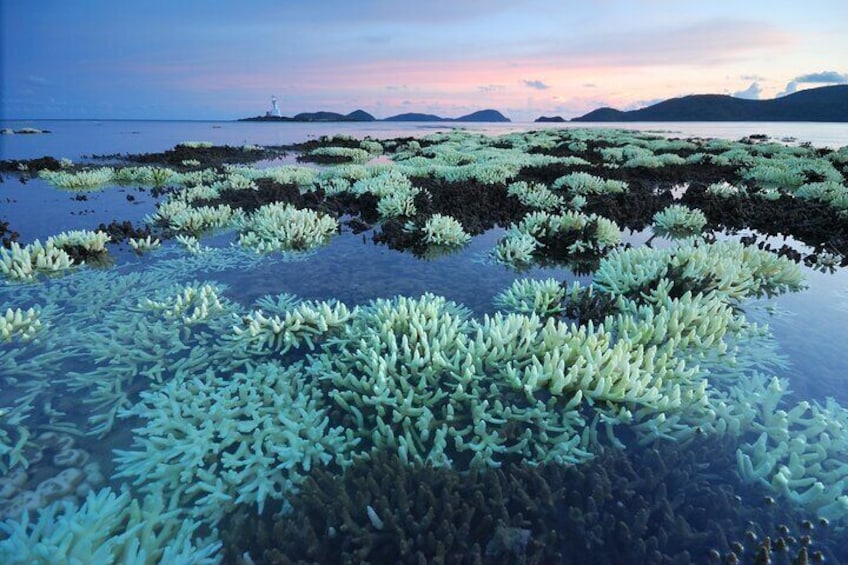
[0,487,220,564]
[114,362,355,524]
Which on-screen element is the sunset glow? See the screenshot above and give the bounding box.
[2,0,846,120]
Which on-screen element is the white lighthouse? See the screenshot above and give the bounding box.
[266,95,282,118]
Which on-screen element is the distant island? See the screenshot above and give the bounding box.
[239,107,510,123]
[534,116,565,123]
[571,84,848,122]
[383,109,510,122]
[240,109,376,122]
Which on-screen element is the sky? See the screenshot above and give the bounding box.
[2,1,847,121]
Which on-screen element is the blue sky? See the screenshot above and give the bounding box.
[2,0,846,120]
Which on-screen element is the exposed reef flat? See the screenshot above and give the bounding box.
[2,127,848,562]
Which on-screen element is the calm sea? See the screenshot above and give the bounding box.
[2,119,847,162]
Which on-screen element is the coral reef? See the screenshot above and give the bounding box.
[493,277,567,317]
[0,487,220,564]
[128,234,161,254]
[492,209,621,268]
[237,203,338,252]
[736,380,848,522]
[0,307,42,342]
[0,432,104,522]
[419,213,472,248]
[220,439,847,564]
[219,450,566,564]
[38,167,115,191]
[3,126,848,562]
[0,241,76,282]
[652,204,708,239]
[230,298,353,354]
[114,361,354,524]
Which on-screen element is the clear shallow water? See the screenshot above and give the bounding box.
[2,119,847,162]
[2,121,848,561]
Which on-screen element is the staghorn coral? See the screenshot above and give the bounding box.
[736,377,848,522]
[0,487,220,564]
[492,210,621,268]
[128,235,161,255]
[593,240,805,303]
[552,172,629,195]
[113,165,178,187]
[237,203,338,252]
[506,180,564,211]
[0,307,42,343]
[0,241,77,282]
[138,282,228,326]
[231,298,354,355]
[47,229,111,256]
[491,230,539,266]
[652,204,708,239]
[419,213,472,247]
[493,277,567,317]
[706,181,747,199]
[219,451,566,564]
[220,438,847,564]
[38,167,115,190]
[310,293,594,469]
[147,200,241,235]
[305,146,372,164]
[114,361,355,524]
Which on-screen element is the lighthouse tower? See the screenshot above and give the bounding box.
[266,95,282,118]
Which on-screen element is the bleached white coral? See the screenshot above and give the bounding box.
[421,214,471,247]
[736,378,848,522]
[552,172,628,195]
[139,282,228,325]
[0,486,220,564]
[231,299,354,354]
[706,181,747,199]
[594,240,805,302]
[47,229,111,254]
[0,241,77,282]
[491,230,539,266]
[652,205,708,239]
[0,307,42,342]
[238,203,338,252]
[38,167,115,190]
[493,278,566,317]
[376,190,418,218]
[114,362,354,522]
[148,200,241,235]
[307,146,371,163]
[128,235,161,254]
[507,181,564,210]
[113,166,178,187]
[491,210,621,267]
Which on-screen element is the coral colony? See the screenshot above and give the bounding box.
[1,127,848,562]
